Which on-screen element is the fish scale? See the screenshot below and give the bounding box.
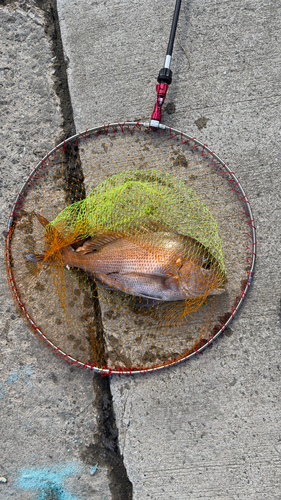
[81,238,179,276]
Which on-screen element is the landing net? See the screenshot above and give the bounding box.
[5,123,256,374]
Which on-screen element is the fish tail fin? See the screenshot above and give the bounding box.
[35,213,50,228]
[26,254,45,263]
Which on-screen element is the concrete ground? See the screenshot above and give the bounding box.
[1,0,281,499]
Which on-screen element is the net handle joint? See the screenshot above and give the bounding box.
[150,83,169,128]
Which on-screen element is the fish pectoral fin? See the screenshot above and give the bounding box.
[120,272,177,288]
[75,233,122,253]
[93,272,165,301]
[93,272,182,301]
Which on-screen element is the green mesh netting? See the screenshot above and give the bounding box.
[48,169,225,279]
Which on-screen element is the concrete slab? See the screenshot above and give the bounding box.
[0,2,113,498]
[56,0,281,498]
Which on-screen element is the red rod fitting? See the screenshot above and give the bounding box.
[150,83,169,126]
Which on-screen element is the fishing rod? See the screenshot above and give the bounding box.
[150,0,182,127]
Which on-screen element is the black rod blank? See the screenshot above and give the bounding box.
[166,0,182,56]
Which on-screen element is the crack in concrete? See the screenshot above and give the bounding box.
[35,0,75,144]
[80,376,133,500]
[121,395,131,458]
[2,0,133,498]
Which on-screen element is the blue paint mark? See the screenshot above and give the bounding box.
[17,462,82,500]
[90,464,98,476]
[0,365,34,399]
[7,371,18,384]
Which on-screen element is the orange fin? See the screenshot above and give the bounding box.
[26,254,45,263]
[35,213,50,227]
[75,234,122,254]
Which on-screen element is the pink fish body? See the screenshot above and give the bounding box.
[60,232,224,301]
[27,215,224,302]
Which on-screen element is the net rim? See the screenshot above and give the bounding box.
[5,121,256,375]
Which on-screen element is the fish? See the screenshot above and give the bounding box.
[27,214,225,302]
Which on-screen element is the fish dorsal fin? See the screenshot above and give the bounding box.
[75,233,122,254]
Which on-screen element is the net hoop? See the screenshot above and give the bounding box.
[5,122,256,375]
